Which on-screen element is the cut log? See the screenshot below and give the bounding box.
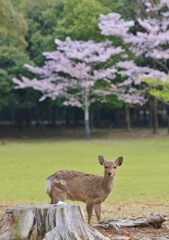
[0,204,110,240]
[92,214,168,231]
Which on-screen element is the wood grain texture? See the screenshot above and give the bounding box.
[0,204,109,240]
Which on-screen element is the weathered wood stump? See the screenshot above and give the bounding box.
[0,204,109,240]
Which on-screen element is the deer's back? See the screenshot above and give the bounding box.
[48,170,106,202]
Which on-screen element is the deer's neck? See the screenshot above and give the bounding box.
[102,176,114,193]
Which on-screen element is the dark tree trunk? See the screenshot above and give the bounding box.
[114,109,120,128]
[10,109,14,125]
[48,107,52,127]
[73,107,78,128]
[65,107,71,128]
[95,110,101,128]
[136,109,140,127]
[143,108,147,127]
[90,111,95,129]
[25,109,31,126]
[52,105,56,128]
[149,99,153,129]
[167,106,169,134]
[153,98,158,134]
[17,110,23,131]
[125,104,131,131]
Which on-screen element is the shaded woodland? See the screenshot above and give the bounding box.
[1,0,169,137]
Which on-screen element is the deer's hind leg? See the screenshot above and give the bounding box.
[49,179,67,204]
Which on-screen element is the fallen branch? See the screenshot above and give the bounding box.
[92,214,168,231]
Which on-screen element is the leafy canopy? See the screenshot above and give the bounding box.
[0,0,27,48]
[55,0,111,41]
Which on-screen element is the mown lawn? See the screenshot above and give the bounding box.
[0,138,169,205]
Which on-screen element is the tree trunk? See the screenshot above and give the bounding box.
[0,204,109,240]
[149,99,153,128]
[10,109,15,125]
[84,108,91,140]
[143,108,147,127]
[94,110,101,128]
[84,92,91,140]
[65,107,71,128]
[25,109,31,127]
[167,105,169,134]
[17,110,23,131]
[136,109,140,127]
[125,104,131,131]
[114,109,120,128]
[90,111,95,129]
[73,107,78,129]
[48,107,52,128]
[52,105,56,128]
[153,97,158,134]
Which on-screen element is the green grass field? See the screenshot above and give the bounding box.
[0,137,169,205]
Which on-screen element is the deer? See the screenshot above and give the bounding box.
[46,155,123,224]
[0,140,7,145]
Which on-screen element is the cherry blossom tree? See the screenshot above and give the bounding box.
[99,0,169,131]
[13,37,124,140]
[99,1,169,65]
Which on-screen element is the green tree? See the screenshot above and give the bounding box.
[142,77,169,104]
[18,0,64,65]
[0,0,29,109]
[98,0,124,15]
[142,77,169,133]
[0,0,27,48]
[55,0,111,41]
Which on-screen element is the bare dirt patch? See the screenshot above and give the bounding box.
[96,225,169,240]
[1,126,169,141]
[91,204,169,239]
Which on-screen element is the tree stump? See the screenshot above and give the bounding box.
[0,204,109,240]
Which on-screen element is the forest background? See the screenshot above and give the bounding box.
[1,0,169,139]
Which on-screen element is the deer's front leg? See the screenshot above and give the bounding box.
[86,201,94,224]
[94,203,101,222]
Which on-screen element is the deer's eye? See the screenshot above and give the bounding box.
[114,166,116,169]
[105,166,108,168]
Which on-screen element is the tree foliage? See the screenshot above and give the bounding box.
[142,77,169,104]
[17,0,64,65]
[0,0,30,109]
[55,0,111,41]
[0,0,27,48]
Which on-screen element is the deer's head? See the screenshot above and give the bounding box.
[98,155,123,178]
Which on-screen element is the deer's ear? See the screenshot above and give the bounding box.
[98,155,106,165]
[115,157,123,166]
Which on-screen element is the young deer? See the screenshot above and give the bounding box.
[46,155,123,224]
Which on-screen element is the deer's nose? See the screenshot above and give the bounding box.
[108,172,112,176]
